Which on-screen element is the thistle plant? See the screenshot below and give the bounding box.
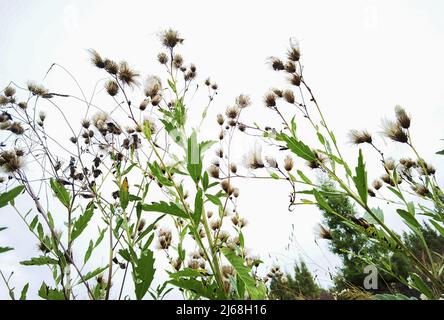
[0,29,266,300]
[237,40,444,299]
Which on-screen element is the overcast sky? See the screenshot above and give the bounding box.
[1,0,444,299]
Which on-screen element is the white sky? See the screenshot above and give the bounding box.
[1,0,444,299]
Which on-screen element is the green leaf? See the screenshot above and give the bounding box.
[270,172,280,180]
[141,201,188,219]
[20,256,58,266]
[148,161,174,187]
[71,203,95,242]
[353,149,368,205]
[38,282,65,300]
[168,278,219,300]
[50,178,71,208]
[0,185,25,208]
[277,133,314,161]
[84,240,94,264]
[202,172,209,191]
[20,283,29,300]
[409,273,434,299]
[297,170,312,184]
[374,293,417,300]
[167,79,176,93]
[0,247,13,254]
[134,249,156,300]
[187,131,202,184]
[205,194,222,207]
[430,221,444,238]
[221,248,265,300]
[436,149,444,155]
[193,189,203,226]
[119,177,129,210]
[397,209,421,229]
[78,266,108,284]
[364,207,384,224]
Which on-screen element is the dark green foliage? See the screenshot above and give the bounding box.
[269,261,322,300]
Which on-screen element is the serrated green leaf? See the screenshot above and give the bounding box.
[20,283,29,300]
[353,149,368,204]
[277,133,314,161]
[38,282,65,300]
[141,201,188,219]
[134,249,155,300]
[20,256,58,266]
[50,178,71,208]
[78,266,108,284]
[71,203,95,242]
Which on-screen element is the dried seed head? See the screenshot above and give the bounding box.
[157,52,169,64]
[265,156,278,168]
[216,114,225,126]
[211,83,218,90]
[18,102,27,109]
[139,100,148,111]
[285,61,296,73]
[7,122,25,135]
[287,44,301,62]
[271,88,283,98]
[307,150,327,169]
[382,119,408,143]
[118,61,140,87]
[173,54,184,69]
[395,105,411,129]
[235,94,251,108]
[144,76,162,98]
[81,119,90,129]
[284,155,294,171]
[137,219,146,232]
[160,29,184,49]
[416,160,436,176]
[399,158,415,169]
[383,158,396,171]
[151,95,162,106]
[289,74,301,86]
[283,90,295,104]
[264,92,277,108]
[4,86,16,97]
[105,80,119,97]
[237,123,246,132]
[372,179,383,190]
[316,223,332,240]
[233,188,240,198]
[216,148,224,158]
[210,219,222,231]
[412,184,430,197]
[0,96,9,106]
[230,164,238,174]
[104,59,119,75]
[89,49,105,68]
[243,144,265,170]
[27,81,48,96]
[348,129,373,145]
[220,180,234,195]
[268,57,285,71]
[368,188,376,197]
[0,150,24,172]
[157,228,173,250]
[225,106,240,119]
[70,137,78,144]
[207,165,220,179]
